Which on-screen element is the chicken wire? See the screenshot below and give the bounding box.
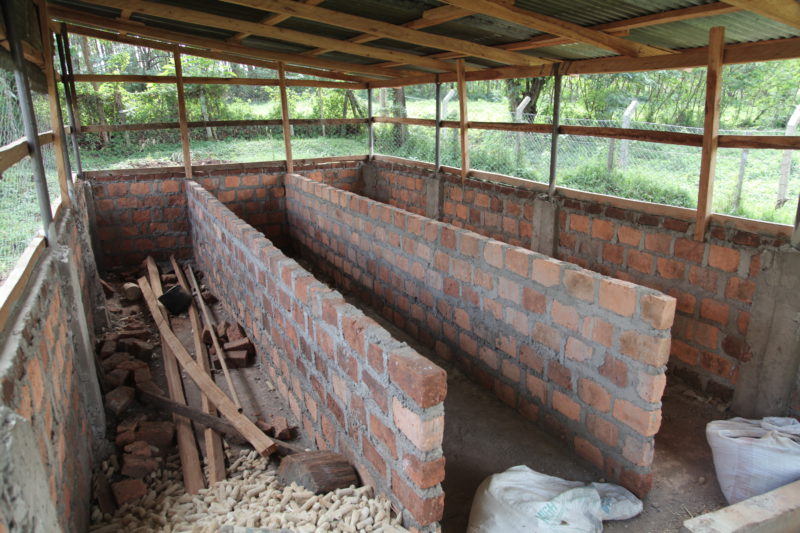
[0,73,61,282]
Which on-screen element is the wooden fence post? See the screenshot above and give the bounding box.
[457,59,468,184]
[174,52,192,178]
[278,62,293,173]
[548,69,562,197]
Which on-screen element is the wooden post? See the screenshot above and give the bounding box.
[367,86,374,159]
[548,70,563,197]
[695,26,725,241]
[278,62,293,173]
[35,0,72,206]
[457,59,468,184]
[174,52,192,178]
[56,26,83,176]
[434,80,441,177]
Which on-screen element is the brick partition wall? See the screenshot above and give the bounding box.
[88,160,363,268]
[186,181,446,531]
[285,173,676,496]
[1,205,105,532]
[363,159,791,402]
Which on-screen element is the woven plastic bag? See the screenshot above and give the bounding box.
[467,465,642,533]
[706,417,800,504]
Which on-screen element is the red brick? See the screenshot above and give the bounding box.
[603,243,624,264]
[553,390,581,421]
[570,214,589,233]
[599,279,636,317]
[575,437,603,468]
[526,373,546,402]
[130,182,151,195]
[644,233,672,254]
[700,351,735,379]
[670,339,699,365]
[579,378,611,412]
[726,277,755,304]
[639,293,676,330]
[620,469,653,498]
[675,238,705,263]
[613,399,661,436]
[600,355,628,388]
[563,269,595,302]
[362,437,387,479]
[591,318,614,347]
[722,334,752,362]
[460,233,480,257]
[618,225,642,246]
[552,301,580,331]
[737,311,750,335]
[520,345,544,373]
[136,421,175,448]
[506,248,533,277]
[700,299,729,325]
[369,413,397,458]
[392,398,443,452]
[623,435,654,467]
[686,321,720,349]
[388,350,446,409]
[111,479,147,505]
[566,337,592,362]
[501,360,521,383]
[441,227,457,250]
[668,289,696,315]
[532,258,561,287]
[619,331,670,367]
[104,386,135,416]
[657,258,685,279]
[403,454,446,489]
[587,413,618,447]
[591,219,615,241]
[483,241,505,269]
[636,371,667,403]
[121,453,159,478]
[392,474,444,525]
[708,245,740,272]
[522,287,546,314]
[224,175,240,188]
[534,322,562,351]
[689,266,719,292]
[627,251,653,274]
[547,360,572,390]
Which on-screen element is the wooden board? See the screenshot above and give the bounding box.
[170,256,226,484]
[278,62,293,174]
[145,258,206,493]
[139,276,277,456]
[174,52,192,178]
[277,451,359,494]
[457,59,468,184]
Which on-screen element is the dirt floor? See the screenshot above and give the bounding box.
[290,253,729,533]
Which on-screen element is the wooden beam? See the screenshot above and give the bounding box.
[0,31,45,68]
[278,62,293,174]
[695,27,725,241]
[724,0,800,30]
[34,0,71,206]
[48,6,408,80]
[221,0,553,67]
[78,118,368,133]
[79,0,458,73]
[231,0,325,42]
[170,256,226,484]
[439,0,673,57]
[144,258,206,494]
[457,59,468,184]
[174,52,192,179]
[138,276,278,457]
[71,73,365,88]
[0,237,46,331]
[56,21,369,83]
[0,137,32,174]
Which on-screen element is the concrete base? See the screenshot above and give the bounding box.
[683,479,800,533]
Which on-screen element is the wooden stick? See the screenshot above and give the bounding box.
[170,256,226,483]
[144,257,205,493]
[278,62,293,174]
[457,59,468,185]
[139,276,277,457]
[185,265,243,410]
[138,388,305,455]
[174,52,192,179]
[695,26,725,241]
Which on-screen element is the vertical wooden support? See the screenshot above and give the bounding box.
[278,62,293,173]
[695,26,725,241]
[174,52,192,178]
[434,79,442,177]
[456,59,468,184]
[367,86,374,159]
[56,25,83,176]
[548,70,563,197]
[35,0,72,206]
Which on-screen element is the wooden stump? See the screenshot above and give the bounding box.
[277,451,359,494]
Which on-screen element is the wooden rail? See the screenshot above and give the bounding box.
[0,130,63,174]
[79,118,368,133]
[70,73,367,89]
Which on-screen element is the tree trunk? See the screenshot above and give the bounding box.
[199,91,215,140]
[392,87,407,146]
[80,36,110,146]
[505,78,547,121]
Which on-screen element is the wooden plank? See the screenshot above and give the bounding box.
[79,0,458,73]
[35,0,71,206]
[373,117,437,127]
[468,121,551,133]
[139,276,278,457]
[80,118,367,133]
[278,62,293,174]
[222,0,553,67]
[49,6,408,80]
[174,52,192,179]
[718,135,800,150]
[277,452,359,494]
[185,265,243,410]
[170,256,226,484]
[0,137,31,174]
[559,125,702,146]
[439,0,672,57]
[72,74,365,89]
[724,0,800,30]
[57,22,369,83]
[695,27,725,241]
[144,257,206,494]
[232,0,325,42]
[0,237,46,331]
[457,59,468,184]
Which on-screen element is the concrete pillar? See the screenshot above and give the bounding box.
[732,249,800,417]
[424,176,442,220]
[531,194,559,257]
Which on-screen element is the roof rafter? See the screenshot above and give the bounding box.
[723,0,800,30]
[439,0,675,57]
[220,0,553,67]
[78,0,459,73]
[48,5,407,79]
[230,0,324,43]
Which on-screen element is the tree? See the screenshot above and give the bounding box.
[505,77,549,120]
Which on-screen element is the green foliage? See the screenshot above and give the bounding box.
[560,164,695,207]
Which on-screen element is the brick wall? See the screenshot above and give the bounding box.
[285,173,676,496]
[0,206,105,532]
[364,159,791,402]
[363,159,429,216]
[186,182,446,531]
